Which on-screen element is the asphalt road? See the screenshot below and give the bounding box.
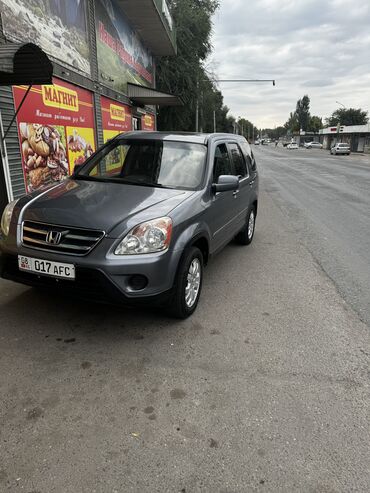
[255,145,370,326]
[1,157,370,492]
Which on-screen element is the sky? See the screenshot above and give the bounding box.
[210,0,370,128]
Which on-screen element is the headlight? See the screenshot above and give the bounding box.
[115,217,172,255]
[1,199,18,237]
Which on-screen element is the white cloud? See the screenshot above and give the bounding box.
[209,0,370,127]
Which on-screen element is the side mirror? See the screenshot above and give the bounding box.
[212,175,239,193]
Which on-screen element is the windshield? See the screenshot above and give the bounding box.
[75,139,207,190]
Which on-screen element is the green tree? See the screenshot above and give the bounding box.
[325,108,368,126]
[155,0,220,131]
[308,115,323,133]
[284,111,299,133]
[295,95,311,131]
[261,126,286,140]
[237,118,259,141]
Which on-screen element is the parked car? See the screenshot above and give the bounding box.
[0,132,259,318]
[287,143,299,149]
[330,143,351,155]
[304,141,323,149]
[254,140,260,145]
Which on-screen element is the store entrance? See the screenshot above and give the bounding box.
[0,151,9,215]
[132,116,142,131]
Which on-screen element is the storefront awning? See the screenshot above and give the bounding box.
[127,83,182,106]
[0,42,53,86]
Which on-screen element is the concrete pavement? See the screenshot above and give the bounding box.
[0,163,369,492]
[255,145,370,326]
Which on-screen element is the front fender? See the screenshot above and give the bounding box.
[172,221,211,254]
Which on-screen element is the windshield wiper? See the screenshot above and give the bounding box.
[74,175,176,189]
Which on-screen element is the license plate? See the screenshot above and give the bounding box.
[18,255,75,280]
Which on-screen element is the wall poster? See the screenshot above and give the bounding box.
[0,0,90,74]
[95,0,154,93]
[101,96,132,173]
[13,77,96,192]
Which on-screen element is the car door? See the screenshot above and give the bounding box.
[227,141,250,232]
[208,142,240,252]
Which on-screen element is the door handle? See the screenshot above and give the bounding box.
[249,180,255,187]
[233,190,239,198]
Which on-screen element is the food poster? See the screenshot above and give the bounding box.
[101,96,132,173]
[141,113,155,131]
[13,77,96,192]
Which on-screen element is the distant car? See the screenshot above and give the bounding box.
[254,140,260,145]
[287,143,298,149]
[261,140,268,145]
[330,143,351,155]
[304,141,323,149]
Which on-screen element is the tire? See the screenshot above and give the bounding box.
[236,206,256,245]
[168,247,203,319]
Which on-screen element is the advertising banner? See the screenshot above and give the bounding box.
[95,0,154,93]
[0,0,90,74]
[101,96,132,143]
[141,113,155,131]
[101,96,132,173]
[13,77,96,192]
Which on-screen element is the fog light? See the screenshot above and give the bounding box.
[128,275,148,291]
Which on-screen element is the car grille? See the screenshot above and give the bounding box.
[22,221,105,256]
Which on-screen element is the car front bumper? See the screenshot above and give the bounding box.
[0,237,181,306]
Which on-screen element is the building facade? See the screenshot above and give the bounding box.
[0,0,177,206]
[319,124,370,153]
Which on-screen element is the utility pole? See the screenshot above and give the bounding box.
[196,78,275,132]
[213,110,216,133]
[195,78,199,132]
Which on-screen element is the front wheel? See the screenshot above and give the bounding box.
[236,206,256,245]
[168,247,203,318]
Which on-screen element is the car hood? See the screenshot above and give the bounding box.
[21,179,193,234]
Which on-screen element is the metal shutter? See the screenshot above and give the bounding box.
[93,92,104,148]
[0,85,25,198]
[87,0,103,148]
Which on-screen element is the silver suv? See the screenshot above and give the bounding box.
[330,143,351,155]
[0,132,258,318]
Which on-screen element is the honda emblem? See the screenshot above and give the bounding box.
[46,230,63,245]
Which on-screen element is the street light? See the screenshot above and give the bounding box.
[335,101,345,146]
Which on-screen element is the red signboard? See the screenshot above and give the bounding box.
[141,113,155,131]
[13,77,96,192]
[101,96,132,143]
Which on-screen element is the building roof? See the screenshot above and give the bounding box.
[118,0,176,56]
[320,124,370,134]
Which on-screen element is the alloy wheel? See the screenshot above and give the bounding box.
[185,258,201,308]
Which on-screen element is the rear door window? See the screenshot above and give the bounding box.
[240,142,256,172]
[228,143,247,178]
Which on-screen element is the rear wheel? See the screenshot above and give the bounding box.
[236,206,256,245]
[168,247,203,319]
